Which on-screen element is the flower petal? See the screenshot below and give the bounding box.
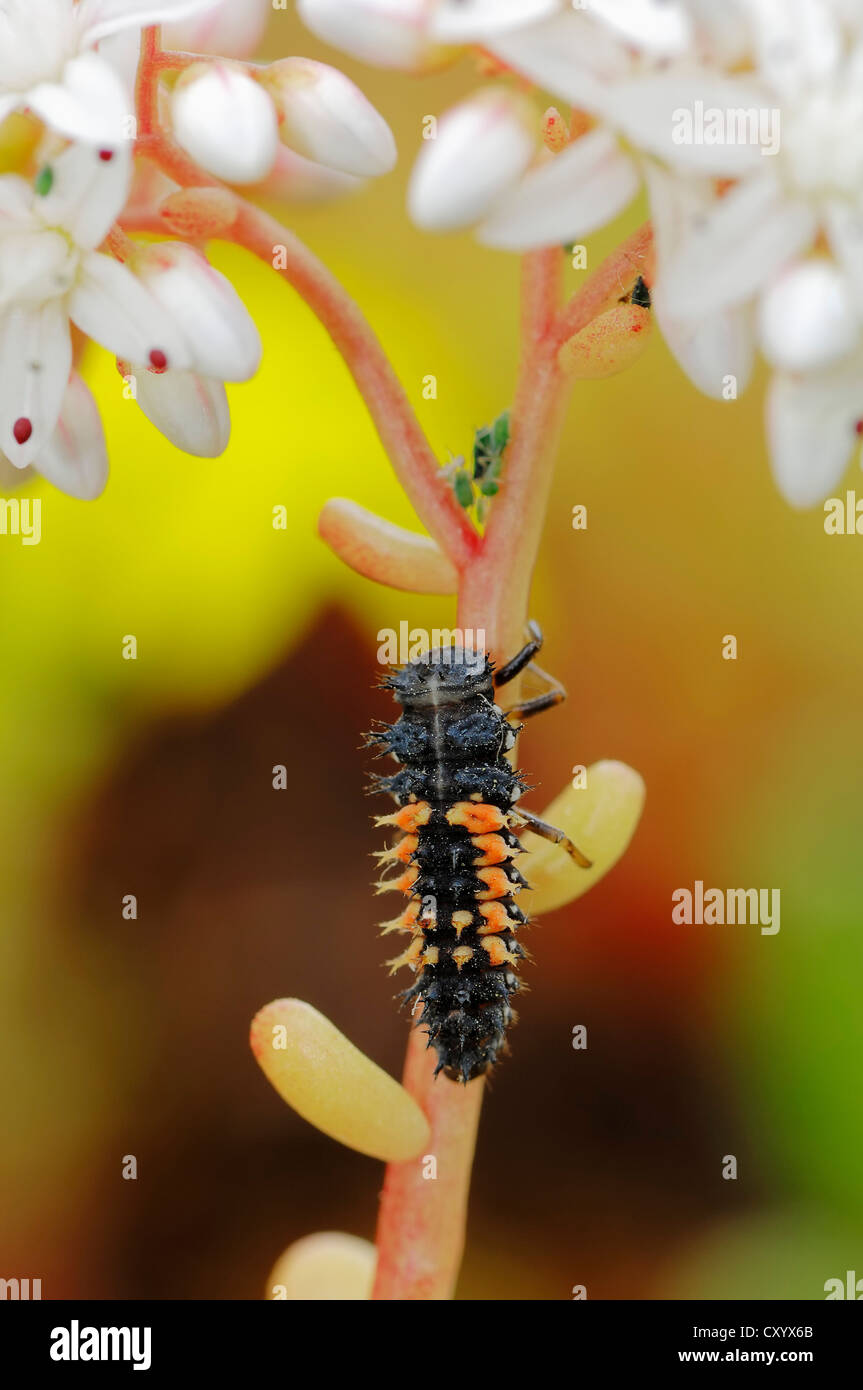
[0,299,71,467]
[0,174,35,227]
[70,252,192,369]
[408,89,536,232]
[264,58,396,178]
[478,129,639,251]
[251,145,363,203]
[520,761,646,917]
[589,0,693,56]
[76,0,222,46]
[27,52,133,147]
[171,63,279,185]
[488,10,630,110]
[766,359,863,508]
[430,0,558,42]
[33,372,109,500]
[825,198,863,317]
[657,171,817,320]
[133,366,230,457]
[267,1233,376,1301]
[607,69,775,173]
[0,230,75,311]
[658,300,756,398]
[35,140,133,250]
[249,998,431,1162]
[745,0,841,96]
[759,258,860,372]
[133,242,261,381]
[645,158,756,397]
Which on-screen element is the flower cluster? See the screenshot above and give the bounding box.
[0,0,396,496]
[300,0,863,508]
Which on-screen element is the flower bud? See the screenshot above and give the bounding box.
[296,0,447,72]
[134,367,231,458]
[408,89,536,232]
[262,58,396,178]
[171,62,279,184]
[164,0,271,59]
[132,242,262,384]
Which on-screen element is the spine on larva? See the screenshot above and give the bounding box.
[368,653,530,1082]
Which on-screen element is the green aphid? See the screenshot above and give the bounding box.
[34,166,54,197]
[453,469,474,510]
[473,409,510,481]
[479,479,499,498]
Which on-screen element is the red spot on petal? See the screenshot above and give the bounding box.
[99,149,115,162]
[13,417,32,445]
[149,349,168,372]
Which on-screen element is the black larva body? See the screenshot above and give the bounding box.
[369,648,530,1082]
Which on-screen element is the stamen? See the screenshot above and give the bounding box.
[149,349,168,371]
[13,418,32,445]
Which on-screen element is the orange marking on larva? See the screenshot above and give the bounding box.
[422,945,440,967]
[386,934,424,974]
[481,935,518,968]
[374,833,418,865]
[446,802,506,834]
[452,945,474,970]
[393,865,418,894]
[478,901,518,934]
[376,802,433,833]
[471,833,512,866]
[392,834,418,864]
[476,866,516,900]
[379,901,420,936]
[452,910,473,938]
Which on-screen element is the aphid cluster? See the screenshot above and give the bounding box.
[368,626,589,1082]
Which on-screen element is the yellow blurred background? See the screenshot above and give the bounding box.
[0,9,861,1300]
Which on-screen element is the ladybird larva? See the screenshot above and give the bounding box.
[367,626,589,1083]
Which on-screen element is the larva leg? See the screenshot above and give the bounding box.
[502,661,566,721]
[494,619,543,687]
[512,806,592,868]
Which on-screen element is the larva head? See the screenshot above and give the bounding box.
[387,645,493,708]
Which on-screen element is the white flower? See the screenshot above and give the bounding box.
[0,142,261,491]
[0,0,220,145]
[408,90,536,232]
[262,58,396,179]
[619,0,863,502]
[171,62,279,184]
[163,0,270,58]
[0,371,109,499]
